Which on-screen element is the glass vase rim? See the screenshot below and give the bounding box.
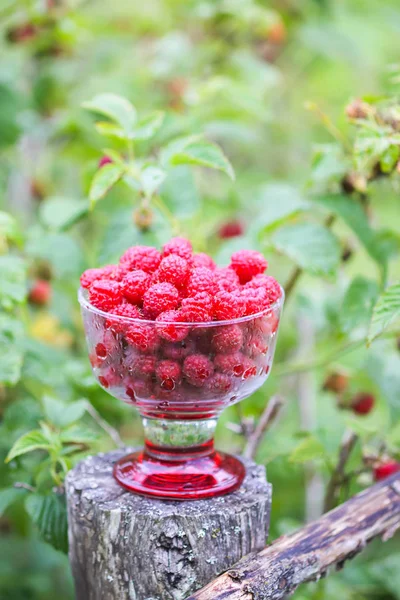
[78,285,284,328]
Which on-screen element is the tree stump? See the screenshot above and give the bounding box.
[65,448,272,600]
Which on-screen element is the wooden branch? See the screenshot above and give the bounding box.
[323,430,358,513]
[187,471,400,600]
[243,396,284,459]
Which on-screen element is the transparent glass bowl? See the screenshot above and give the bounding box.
[79,287,284,499]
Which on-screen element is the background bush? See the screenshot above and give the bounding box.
[1,1,400,598]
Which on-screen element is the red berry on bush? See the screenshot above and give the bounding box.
[351,393,375,415]
[98,155,113,168]
[217,220,244,239]
[373,460,400,481]
[29,279,51,306]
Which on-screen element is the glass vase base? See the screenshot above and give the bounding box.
[113,450,245,500]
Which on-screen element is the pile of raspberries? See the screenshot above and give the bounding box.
[81,237,281,323]
[80,238,281,402]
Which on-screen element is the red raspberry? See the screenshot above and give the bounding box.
[193,252,216,270]
[211,324,243,353]
[155,360,182,390]
[215,267,240,292]
[28,279,51,305]
[162,339,195,361]
[153,254,190,288]
[125,353,156,380]
[125,323,160,353]
[230,250,268,284]
[180,293,213,323]
[241,288,270,316]
[256,312,280,336]
[183,354,214,387]
[214,352,255,378]
[213,291,246,320]
[128,378,153,400]
[98,366,120,389]
[162,237,193,262]
[143,283,180,318]
[217,220,244,239]
[187,267,216,296]
[351,393,375,415]
[98,155,113,168]
[121,270,151,304]
[156,310,189,342]
[105,302,142,333]
[373,460,400,481]
[206,373,232,393]
[89,280,122,312]
[80,265,116,289]
[120,246,161,273]
[95,330,119,360]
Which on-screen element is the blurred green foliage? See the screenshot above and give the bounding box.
[1,0,400,598]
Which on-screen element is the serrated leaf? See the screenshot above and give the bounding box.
[141,166,166,198]
[289,436,326,463]
[43,396,87,428]
[0,487,27,516]
[161,135,235,179]
[83,93,137,136]
[25,493,68,553]
[40,197,88,231]
[6,429,52,462]
[89,163,125,207]
[133,111,165,140]
[60,424,98,445]
[272,221,341,276]
[368,282,400,343]
[340,277,379,333]
[0,255,27,310]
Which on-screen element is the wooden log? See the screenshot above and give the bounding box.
[65,449,272,600]
[188,472,400,600]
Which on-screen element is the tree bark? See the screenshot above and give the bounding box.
[187,472,400,600]
[66,449,272,600]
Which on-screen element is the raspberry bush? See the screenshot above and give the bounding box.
[1,1,400,598]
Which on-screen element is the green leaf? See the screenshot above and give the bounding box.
[162,135,235,179]
[89,163,125,208]
[60,424,98,445]
[0,487,27,516]
[254,183,309,234]
[368,282,400,343]
[43,397,87,429]
[289,436,326,464]
[380,145,400,173]
[340,277,379,333]
[0,255,27,310]
[95,122,126,139]
[133,111,165,140]
[6,430,52,463]
[26,230,84,279]
[160,166,200,218]
[0,314,24,385]
[141,166,166,198]
[271,221,341,276]
[40,197,88,231]
[25,492,68,553]
[83,93,137,136]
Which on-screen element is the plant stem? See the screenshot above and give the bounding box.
[324,430,358,512]
[86,403,124,448]
[152,195,181,235]
[14,482,35,493]
[243,395,284,459]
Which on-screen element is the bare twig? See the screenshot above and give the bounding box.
[14,482,35,493]
[188,471,400,600]
[243,395,284,459]
[324,430,358,513]
[85,403,124,448]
